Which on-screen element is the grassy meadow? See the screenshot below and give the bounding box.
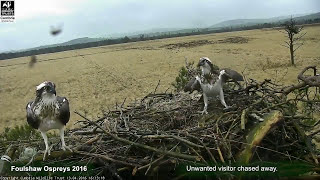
[0,25,320,132]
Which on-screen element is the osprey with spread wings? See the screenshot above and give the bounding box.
[184,57,244,114]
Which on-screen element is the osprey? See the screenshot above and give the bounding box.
[184,57,244,114]
[184,57,244,93]
[195,70,230,114]
[50,24,63,36]
[26,81,72,160]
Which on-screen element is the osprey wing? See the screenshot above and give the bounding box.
[26,101,40,129]
[184,77,201,93]
[57,97,70,125]
[222,68,244,81]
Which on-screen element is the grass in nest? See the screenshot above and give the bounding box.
[0,123,58,148]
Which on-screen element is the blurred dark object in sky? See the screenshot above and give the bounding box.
[28,55,37,68]
[50,24,63,36]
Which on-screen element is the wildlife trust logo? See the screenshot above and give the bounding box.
[1,0,15,22]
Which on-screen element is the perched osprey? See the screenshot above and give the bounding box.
[26,81,72,160]
[184,57,244,114]
[184,57,244,93]
[195,70,230,114]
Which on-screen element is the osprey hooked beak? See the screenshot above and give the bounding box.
[36,81,56,97]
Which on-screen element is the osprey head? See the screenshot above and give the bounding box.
[198,57,215,75]
[36,81,56,97]
[198,57,212,67]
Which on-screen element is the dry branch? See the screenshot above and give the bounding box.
[237,111,283,164]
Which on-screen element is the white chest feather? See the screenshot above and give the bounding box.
[201,81,222,97]
[38,118,63,132]
[201,66,211,76]
[34,96,59,115]
[33,96,62,131]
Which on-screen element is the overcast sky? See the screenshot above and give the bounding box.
[0,0,319,52]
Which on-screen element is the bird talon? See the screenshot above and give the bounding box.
[199,110,208,115]
[223,105,232,110]
[62,145,73,152]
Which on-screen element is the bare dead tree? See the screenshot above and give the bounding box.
[280,17,306,66]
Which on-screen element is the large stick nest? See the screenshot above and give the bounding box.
[1,65,320,179]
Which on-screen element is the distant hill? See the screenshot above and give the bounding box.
[139,12,320,37]
[294,12,320,22]
[208,12,318,28]
[209,19,268,28]
[14,37,106,53]
[60,37,106,46]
